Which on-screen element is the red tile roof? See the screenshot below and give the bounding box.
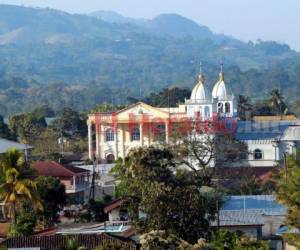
[33,161,89,178]
[104,199,124,213]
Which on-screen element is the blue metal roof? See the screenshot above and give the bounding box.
[236,121,294,140]
[222,195,286,214]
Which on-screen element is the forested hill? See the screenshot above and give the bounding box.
[0,4,299,116]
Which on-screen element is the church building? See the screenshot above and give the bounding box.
[87,66,300,167]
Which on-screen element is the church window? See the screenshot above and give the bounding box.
[218,103,223,113]
[204,106,210,117]
[105,128,115,142]
[131,127,140,141]
[225,102,231,113]
[254,149,263,160]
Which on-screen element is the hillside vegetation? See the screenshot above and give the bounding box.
[0,4,299,115]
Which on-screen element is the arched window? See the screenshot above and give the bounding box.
[204,106,210,117]
[225,102,231,113]
[254,149,263,160]
[106,154,115,164]
[131,127,140,141]
[105,128,114,142]
[218,103,223,113]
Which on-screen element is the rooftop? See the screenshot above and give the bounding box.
[33,161,90,178]
[0,138,33,154]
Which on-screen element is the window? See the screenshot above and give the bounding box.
[106,154,115,164]
[105,128,114,142]
[218,103,223,113]
[225,102,231,113]
[131,127,140,141]
[154,124,166,142]
[254,149,263,160]
[204,106,210,117]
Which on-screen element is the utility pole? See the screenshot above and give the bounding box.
[89,156,96,201]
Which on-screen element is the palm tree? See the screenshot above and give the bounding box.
[0,148,40,226]
[268,89,288,116]
[237,95,252,120]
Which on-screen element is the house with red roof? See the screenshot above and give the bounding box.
[33,161,91,204]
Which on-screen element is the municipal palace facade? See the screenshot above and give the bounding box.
[87,67,300,167]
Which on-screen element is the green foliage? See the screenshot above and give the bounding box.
[210,230,268,250]
[81,196,112,223]
[62,238,86,250]
[94,242,126,250]
[8,112,47,143]
[35,176,66,227]
[10,202,37,236]
[90,103,125,113]
[112,146,220,243]
[274,148,300,247]
[0,148,40,227]
[51,108,87,138]
[237,95,252,121]
[140,230,209,250]
[0,115,15,140]
[128,87,191,107]
[0,5,298,116]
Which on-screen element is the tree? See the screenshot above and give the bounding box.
[51,108,87,138]
[268,89,288,116]
[237,95,252,120]
[87,195,112,222]
[112,146,220,243]
[11,201,37,236]
[0,148,40,228]
[211,230,268,250]
[8,112,47,143]
[36,176,66,227]
[140,230,209,250]
[0,115,14,140]
[275,148,300,248]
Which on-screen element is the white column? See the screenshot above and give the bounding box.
[140,123,143,146]
[272,141,279,161]
[121,124,125,159]
[115,124,118,159]
[165,120,169,143]
[99,124,104,161]
[95,124,100,159]
[88,123,93,159]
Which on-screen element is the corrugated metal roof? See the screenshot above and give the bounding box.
[0,138,32,153]
[236,121,295,141]
[212,195,286,227]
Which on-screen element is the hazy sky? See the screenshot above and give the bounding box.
[1,0,300,50]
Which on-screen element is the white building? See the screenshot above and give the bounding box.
[87,65,300,167]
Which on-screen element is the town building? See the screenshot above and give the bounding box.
[0,138,33,160]
[33,161,91,204]
[87,66,300,167]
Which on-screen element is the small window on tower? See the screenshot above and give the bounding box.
[225,102,231,113]
[218,103,223,113]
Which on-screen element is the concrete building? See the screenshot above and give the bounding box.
[33,161,91,204]
[87,66,300,167]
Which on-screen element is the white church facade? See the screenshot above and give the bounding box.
[87,66,300,167]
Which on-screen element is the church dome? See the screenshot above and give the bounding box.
[190,74,211,100]
[212,69,232,100]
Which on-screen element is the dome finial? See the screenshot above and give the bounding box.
[198,61,205,82]
[219,62,224,81]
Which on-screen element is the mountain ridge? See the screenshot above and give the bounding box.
[0,4,298,115]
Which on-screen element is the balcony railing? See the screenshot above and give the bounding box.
[65,182,90,193]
